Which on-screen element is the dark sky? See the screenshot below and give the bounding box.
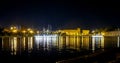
[0,0,120,30]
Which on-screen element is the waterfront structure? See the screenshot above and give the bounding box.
[1,25,92,36]
[104,31,120,36]
[57,28,81,36]
[82,30,90,35]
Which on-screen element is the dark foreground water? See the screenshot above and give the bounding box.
[0,36,120,63]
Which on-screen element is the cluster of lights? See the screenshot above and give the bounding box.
[35,34,58,44]
[35,34,58,38]
[92,35,103,38]
[27,28,34,34]
[22,30,26,33]
[10,26,35,34]
[10,26,18,33]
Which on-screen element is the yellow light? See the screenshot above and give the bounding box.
[101,32,105,35]
[10,27,13,30]
[27,28,31,31]
[29,30,34,34]
[22,30,26,33]
[12,30,17,33]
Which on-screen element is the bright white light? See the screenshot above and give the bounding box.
[92,37,95,51]
[35,36,43,41]
[34,34,58,38]
[34,34,58,43]
[92,35,103,38]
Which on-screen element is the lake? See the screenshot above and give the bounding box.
[0,35,119,63]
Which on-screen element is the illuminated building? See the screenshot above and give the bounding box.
[10,26,18,34]
[104,31,120,36]
[82,30,90,35]
[57,28,81,36]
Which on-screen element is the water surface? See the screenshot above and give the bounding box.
[0,36,119,63]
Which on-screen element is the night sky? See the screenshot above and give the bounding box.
[0,0,120,30]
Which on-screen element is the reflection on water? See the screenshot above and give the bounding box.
[0,36,120,55]
[10,37,17,55]
[117,37,120,47]
[82,36,90,50]
[28,37,33,52]
[92,37,104,51]
[22,37,26,50]
[101,37,104,48]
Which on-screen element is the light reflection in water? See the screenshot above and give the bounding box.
[10,37,17,55]
[23,37,26,50]
[101,37,104,48]
[59,36,64,50]
[2,37,3,49]
[51,37,57,47]
[35,35,58,50]
[117,37,120,47]
[82,36,90,50]
[1,36,120,55]
[35,36,41,50]
[92,36,105,51]
[66,36,69,47]
[28,37,33,52]
[69,36,77,49]
[21,37,26,50]
[92,37,95,51]
[76,36,80,50]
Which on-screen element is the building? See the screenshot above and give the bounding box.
[57,28,81,36]
[82,30,90,35]
[104,31,120,36]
